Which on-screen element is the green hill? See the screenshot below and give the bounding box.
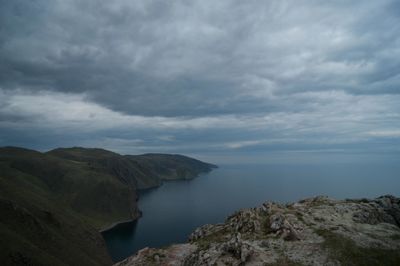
[0,146,216,266]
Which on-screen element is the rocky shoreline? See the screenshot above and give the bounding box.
[115,195,400,265]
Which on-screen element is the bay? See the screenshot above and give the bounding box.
[102,162,400,262]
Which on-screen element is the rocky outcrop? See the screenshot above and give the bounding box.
[116,195,400,266]
[351,195,400,226]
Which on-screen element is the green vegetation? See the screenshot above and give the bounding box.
[193,229,230,250]
[0,152,113,265]
[266,256,305,266]
[0,146,215,265]
[390,234,400,240]
[315,229,400,265]
[49,147,216,189]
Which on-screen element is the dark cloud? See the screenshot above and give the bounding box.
[0,0,399,161]
[1,1,399,114]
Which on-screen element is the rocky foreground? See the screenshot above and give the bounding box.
[115,195,400,266]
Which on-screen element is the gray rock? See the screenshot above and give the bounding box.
[115,195,400,266]
[270,213,285,232]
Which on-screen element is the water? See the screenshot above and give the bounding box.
[102,163,400,262]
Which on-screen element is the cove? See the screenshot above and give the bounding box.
[102,162,400,262]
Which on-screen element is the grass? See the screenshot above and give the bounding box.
[265,256,304,266]
[0,146,216,265]
[294,211,308,225]
[315,229,400,265]
[0,176,112,266]
[193,228,230,250]
[390,234,400,240]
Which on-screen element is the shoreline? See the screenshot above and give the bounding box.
[99,219,135,233]
[114,195,400,265]
[101,168,217,234]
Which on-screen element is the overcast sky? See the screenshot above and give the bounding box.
[1,0,399,164]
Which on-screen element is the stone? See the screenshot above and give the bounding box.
[270,213,285,232]
[153,254,160,264]
[115,196,400,266]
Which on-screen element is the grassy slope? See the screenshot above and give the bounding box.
[316,229,400,265]
[125,153,217,185]
[0,146,216,265]
[47,147,161,189]
[0,148,113,265]
[49,147,217,189]
[3,147,135,228]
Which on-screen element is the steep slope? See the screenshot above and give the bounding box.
[0,147,113,265]
[0,146,216,266]
[117,195,400,266]
[48,147,217,189]
[125,153,217,188]
[3,147,137,228]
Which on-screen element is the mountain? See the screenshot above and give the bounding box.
[48,148,216,190]
[117,195,400,266]
[0,146,216,266]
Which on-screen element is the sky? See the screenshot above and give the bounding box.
[1,0,399,164]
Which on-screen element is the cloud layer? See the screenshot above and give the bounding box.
[1,0,399,162]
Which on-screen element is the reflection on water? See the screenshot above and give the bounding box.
[102,221,138,246]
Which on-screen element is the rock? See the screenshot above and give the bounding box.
[153,254,160,264]
[189,224,225,242]
[268,213,300,241]
[240,244,252,263]
[222,234,253,263]
[352,195,400,227]
[375,195,400,226]
[226,209,263,235]
[262,202,275,214]
[269,213,285,232]
[115,195,400,266]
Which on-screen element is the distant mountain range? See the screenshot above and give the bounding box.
[0,146,216,266]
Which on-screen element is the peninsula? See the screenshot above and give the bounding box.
[0,146,216,265]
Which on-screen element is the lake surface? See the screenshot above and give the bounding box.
[102,163,400,262]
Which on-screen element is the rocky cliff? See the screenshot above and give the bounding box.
[116,195,400,266]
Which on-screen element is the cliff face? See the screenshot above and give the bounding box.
[116,195,400,266]
[46,147,217,225]
[0,146,215,266]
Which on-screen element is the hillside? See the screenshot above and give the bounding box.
[0,146,216,266]
[48,148,217,189]
[116,195,400,266]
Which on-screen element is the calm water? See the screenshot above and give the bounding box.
[102,163,400,262]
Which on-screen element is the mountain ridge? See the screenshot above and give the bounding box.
[0,146,216,265]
